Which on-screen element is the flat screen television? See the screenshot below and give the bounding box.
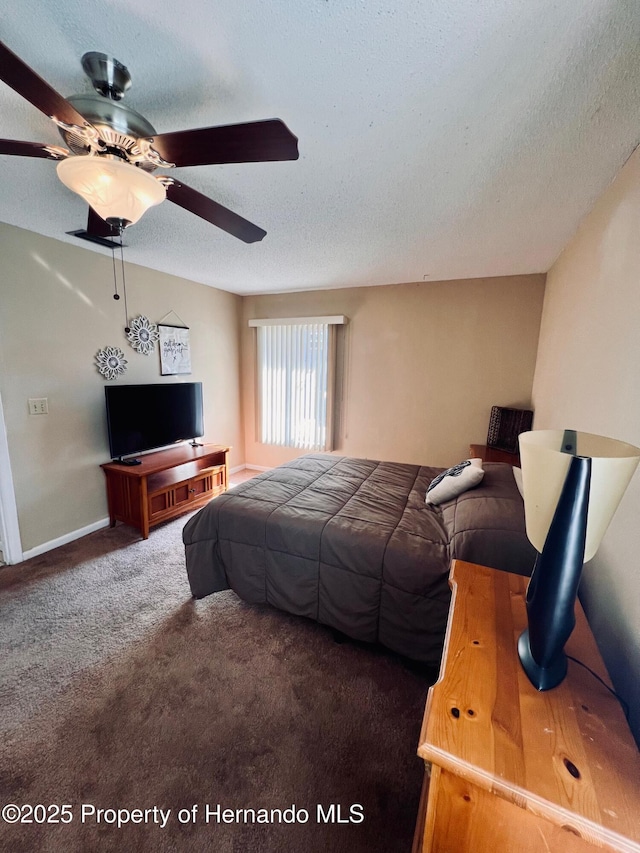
[105,382,204,462]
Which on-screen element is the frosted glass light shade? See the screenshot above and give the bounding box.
[519,430,640,562]
[56,156,166,226]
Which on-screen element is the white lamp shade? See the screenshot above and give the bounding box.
[56,156,166,225]
[519,430,640,561]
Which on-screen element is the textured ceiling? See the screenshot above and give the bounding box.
[1,1,640,295]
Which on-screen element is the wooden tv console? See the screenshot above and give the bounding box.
[101,443,230,539]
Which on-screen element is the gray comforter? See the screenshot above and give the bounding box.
[183,454,535,665]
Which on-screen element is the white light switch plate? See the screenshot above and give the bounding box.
[28,398,48,415]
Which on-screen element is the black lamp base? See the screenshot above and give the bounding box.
[517,629,568,691]
[517,449,591,692]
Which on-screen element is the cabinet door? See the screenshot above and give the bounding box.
[191,465,226,501]
[148,486,176,520]
[189,471,214,500]
[147,465,226,527]
[173,481,193,507]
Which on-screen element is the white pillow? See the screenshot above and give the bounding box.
[425,458,484,506]
[512,466,524,498]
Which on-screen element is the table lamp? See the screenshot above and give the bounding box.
[517,429,640,690]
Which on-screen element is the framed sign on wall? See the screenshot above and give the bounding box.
[158,324,191,375]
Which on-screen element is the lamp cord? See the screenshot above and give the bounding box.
[566,654,630,722]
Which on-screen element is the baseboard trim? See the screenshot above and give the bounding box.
[21,517,111,562]
[244,464,271,472]
[20,466,269,562]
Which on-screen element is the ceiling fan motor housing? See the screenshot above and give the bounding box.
[81,52,131,101]
[60,92,158,167]
[56,52,159,169]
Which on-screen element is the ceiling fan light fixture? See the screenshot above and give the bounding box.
[56,156,166,227]
[2,37,299,242]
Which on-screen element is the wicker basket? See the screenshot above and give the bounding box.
[486,406,533,454]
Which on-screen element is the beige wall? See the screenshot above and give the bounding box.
[532,146,640,742]
[0,223,243,555]
[0,225,544,558]
[242,275,545,469]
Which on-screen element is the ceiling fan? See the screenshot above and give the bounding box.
[0,39,299,243]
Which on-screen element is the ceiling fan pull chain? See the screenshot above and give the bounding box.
[111,244,119,301]
[119,235,130,334]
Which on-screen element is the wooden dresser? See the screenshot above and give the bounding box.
[413,560,640,853]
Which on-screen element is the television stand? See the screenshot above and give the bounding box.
[101,443,230,539]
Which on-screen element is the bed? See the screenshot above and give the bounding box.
[183,454,536,665]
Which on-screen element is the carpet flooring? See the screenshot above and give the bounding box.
[0,503,434,852]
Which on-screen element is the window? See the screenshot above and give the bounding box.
[250,316,347,451]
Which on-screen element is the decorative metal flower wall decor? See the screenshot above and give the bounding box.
[95,346,128,380]
[126,315,159,355]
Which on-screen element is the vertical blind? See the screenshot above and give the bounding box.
[251,316,346,451]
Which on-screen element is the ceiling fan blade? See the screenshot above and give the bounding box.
[0,40,90,128]
[0,138,68,159]
[165,180,267,243]
[148,119,299,167]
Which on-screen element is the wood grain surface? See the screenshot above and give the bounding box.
[416,560,640,852]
